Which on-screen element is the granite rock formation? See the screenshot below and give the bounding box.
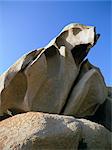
[0,112,111,150]
[0,23,111,150]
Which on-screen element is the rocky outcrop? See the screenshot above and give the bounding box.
[0,112,111,150]
[0,23,105,117]
[0,23,111,149]
[63,59,107,117]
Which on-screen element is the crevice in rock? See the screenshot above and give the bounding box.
[44,46,60,77]
[60,45,94,115]
[60,59,88,114]
[0,114,11,121]
[78,138,87,150]
[21,48,44,71]
[0,108,26,121]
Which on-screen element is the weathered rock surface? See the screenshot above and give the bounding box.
[78,118,111,150]
[63,59,107,117]
[0,23,104,118]
[0,112,81,150]
[0,112,111,150]
[0,23,111,150]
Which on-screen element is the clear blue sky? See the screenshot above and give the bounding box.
[0,0,111,86]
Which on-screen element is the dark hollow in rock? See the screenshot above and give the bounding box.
[78,138,87,150]
[85,97,112,131]
[71,44,91,66]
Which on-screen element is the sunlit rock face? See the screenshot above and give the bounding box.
[0,112,111,150]
[0,23,111,150]
[0,23,105,116]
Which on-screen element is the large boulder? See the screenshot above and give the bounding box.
[0,23,100,116]
[0,112,81,150]
[0,112,111,150]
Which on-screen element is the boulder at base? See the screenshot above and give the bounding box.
[0,112,111,150]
